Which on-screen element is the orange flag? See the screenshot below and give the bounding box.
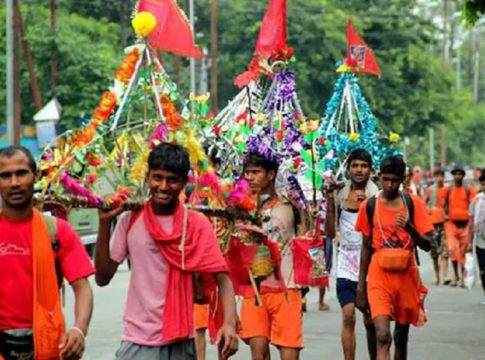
[347,18,381,76]
[138,0,204,58]
[254,0,287,56]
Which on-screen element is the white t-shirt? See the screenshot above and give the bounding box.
[336,209,362,281]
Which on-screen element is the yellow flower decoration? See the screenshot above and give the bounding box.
[132,12,157,37]
[189,93,210,104]
[349,132,360,142]
[336,64,350,73]
[389,132,400,143]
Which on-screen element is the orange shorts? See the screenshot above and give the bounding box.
[239,289,303,349]
[367,256,421,326]
[194,303,209,330]
[445,221,469,266]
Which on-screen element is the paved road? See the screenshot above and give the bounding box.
[65,255,485,359]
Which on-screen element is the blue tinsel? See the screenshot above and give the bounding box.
[317,71,400,173]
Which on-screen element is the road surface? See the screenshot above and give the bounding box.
[64,254,485,359]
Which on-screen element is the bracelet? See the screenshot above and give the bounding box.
[71,326,86,340]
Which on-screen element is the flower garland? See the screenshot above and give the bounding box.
[115,49,140,84]
[161,94,183,131]
[227,179,257,211]
[60,172,103,206]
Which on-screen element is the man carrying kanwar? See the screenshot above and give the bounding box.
[95,143,238,360]
[444,166,476,287]
[325,149,378,360]
[0,145,95,360]
[424,169,449,285]
[355,155,433,360]
[239,151,301,360]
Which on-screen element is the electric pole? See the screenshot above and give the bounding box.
[189,0,196,95]
[440,127,447,169]
[473,28,480,103]
[210,0,218,113]
[120,0,128,49]
[13,0,20,145]
[51,0,57,91]
[429,128,434,172]
[442,0,449,68]
[440,0,449,168]
[6,0,20,145]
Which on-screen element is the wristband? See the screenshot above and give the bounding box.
[71,326,86,340]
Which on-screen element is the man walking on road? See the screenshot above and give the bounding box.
[325,149,378,360]
[355,155,433,360]
[239,151,301,360]
[469,173,485,304]
[424,170,449,285]
[95,143,238,360]
[445,166,476,287]
[0,146,94,360]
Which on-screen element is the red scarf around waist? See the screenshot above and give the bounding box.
[143,201,228,343]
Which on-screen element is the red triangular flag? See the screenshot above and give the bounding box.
[347,18,381,76]
[254,0,287,56]
[138,0,204,58]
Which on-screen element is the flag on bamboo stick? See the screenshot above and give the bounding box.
[138,0,204,58]
[347,18,381,76]
[254,0,287,56]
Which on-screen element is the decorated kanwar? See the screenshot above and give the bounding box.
[3,0,485,359]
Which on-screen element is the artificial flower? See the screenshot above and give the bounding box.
[115,49,140,84]
[389,132,400,143]
[132,12,157,37]
[348,132,360,142]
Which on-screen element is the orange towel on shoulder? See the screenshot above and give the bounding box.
[32,209,65,359]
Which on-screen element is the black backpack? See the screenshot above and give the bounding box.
[365,192,421,265]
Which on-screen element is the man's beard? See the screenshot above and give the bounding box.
[4,197,31,210]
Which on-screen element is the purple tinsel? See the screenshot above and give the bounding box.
[246,128,282,164]
[288,175,307,209]
[276,71,296,102]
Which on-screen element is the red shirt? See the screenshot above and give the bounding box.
[0,215,95,331]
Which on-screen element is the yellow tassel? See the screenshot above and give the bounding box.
[129,146,149,184]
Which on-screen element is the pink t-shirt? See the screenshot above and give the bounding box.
[110,211,173,346]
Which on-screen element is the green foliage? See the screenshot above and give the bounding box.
[0,5,121,127]
[3,0,484,167]
[462,0,485,27]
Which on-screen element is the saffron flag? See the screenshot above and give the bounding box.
[254,0,287,56]
[138,0,204,58]
[347,18,381,76]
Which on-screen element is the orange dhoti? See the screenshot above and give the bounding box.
[239,289,303,349]
[445,221,469,266]
[367,256,423,326]
[194,303,209,330]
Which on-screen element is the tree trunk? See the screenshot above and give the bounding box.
[14,0,43,111]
